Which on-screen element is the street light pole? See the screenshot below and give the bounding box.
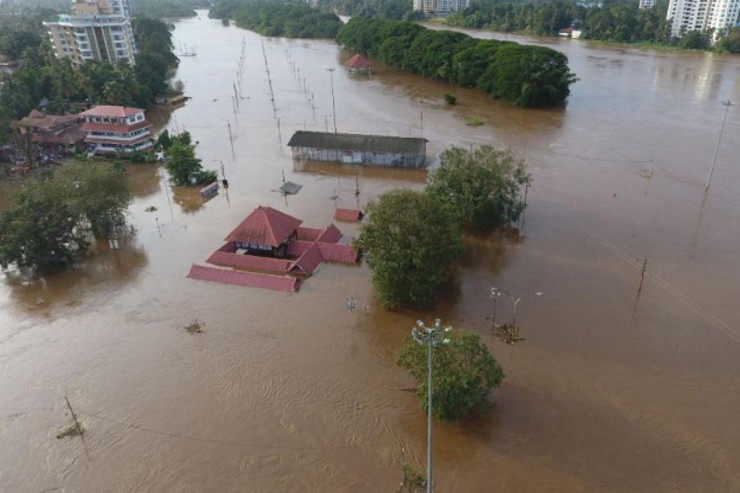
[327,67,337,133]
[706,100,734,190]
[412,318,451,493]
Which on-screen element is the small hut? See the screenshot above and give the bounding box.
[345,54,372,75]
[224,206,303,258]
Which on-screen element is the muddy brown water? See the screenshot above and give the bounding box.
[1,12,739,492]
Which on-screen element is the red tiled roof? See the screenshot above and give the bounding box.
[32,128,87,145]
[29,109,44,118]
[317,243,358,264]
[81,121,151,133]
[334,208,363,223]
[187,264,301,292]
[225,206,303,247]
[291,242,323,275]
[296,227,322,241]
[206,250,291,274]
[286,240,313,257]
[345,54,371,69]
[316,224,342,244]
[80,105,143,118]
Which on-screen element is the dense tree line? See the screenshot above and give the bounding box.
[448,0,739,52]
[0,15,178,143]
[315,0,421,21]
[337,17,577,107]
[209,0,342,38]
[135,0,211,19]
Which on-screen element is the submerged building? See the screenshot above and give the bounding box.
[44,0,137,65]
[413,0,469,16]
[287,131,427,168]
[80,105,153,154]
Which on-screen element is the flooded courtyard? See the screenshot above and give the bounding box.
[1,13,740,492]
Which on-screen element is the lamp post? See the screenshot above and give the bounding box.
[327,67,337,133]
[706,100,734,190]
[412,318,451,493]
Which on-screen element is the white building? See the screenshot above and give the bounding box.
[413,0,469,16]
[44,0,137,65]
[666,0,740,40]
[639,0,656,9]
[80,105,153,154]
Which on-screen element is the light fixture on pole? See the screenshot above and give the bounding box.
[411,318,451,493]
[327,67,337,133]
[706,100,734,190]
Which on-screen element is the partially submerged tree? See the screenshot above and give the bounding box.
[426,145,531,229]
[397,329,505,422]
[164,131,217,186]
[0,161,131,275]
[356,189,462,309]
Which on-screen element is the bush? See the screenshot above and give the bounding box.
[444,93,457,105]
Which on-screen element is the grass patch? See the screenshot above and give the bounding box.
[466,117,486,126]
[184,319,204,334]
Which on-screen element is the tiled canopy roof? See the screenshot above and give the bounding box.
[287,131,427,155]
[224,206,303,247]
[345,54,371,69]
[81,105,143,118]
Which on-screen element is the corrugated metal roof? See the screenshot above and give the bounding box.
[187,265,300,292]
[287,131,427,155]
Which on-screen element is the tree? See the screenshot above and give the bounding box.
[356,189,462,309]
[164,133,217,186]
[397,329,505,422]
[426,145,531,229]
[0,161,131,275]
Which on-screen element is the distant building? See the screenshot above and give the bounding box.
[344,54,372,76]
[287,131,427,168]
[11,109,86,150]
[413,0,469,16]
[666,0,740,41]
[43,0,137,65]
[80,105,153,154]
[639,0,656,9]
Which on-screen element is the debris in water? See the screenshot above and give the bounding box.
[184,319,204,334]
[56,423,84,439]
[279,181,302,195]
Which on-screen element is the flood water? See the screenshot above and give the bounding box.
[2,12,740,492]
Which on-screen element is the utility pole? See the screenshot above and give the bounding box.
[327,67,337,133]
[412,319,452,493]
[706,100,734,190]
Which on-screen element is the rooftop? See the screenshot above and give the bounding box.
[224,206,303,247]
[287,131,427,155]
[80,105,143,118]
[345,54,372,69]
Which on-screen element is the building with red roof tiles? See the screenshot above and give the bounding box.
[334,208,364,223]
[11,110,86,152]
[187,265,301,292]
[224,206,303,258]
[344,54,372,75]
[80,105,153,155]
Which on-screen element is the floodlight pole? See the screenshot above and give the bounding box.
[706,100,734,190]
[412,318,451,493]
[327,67,337,133]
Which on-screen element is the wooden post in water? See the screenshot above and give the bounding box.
[637,258,648,295]
[64,396,83,437]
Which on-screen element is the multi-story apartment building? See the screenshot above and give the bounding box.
[80,105,153,154]
[413,0,469,16]
[666,0,740,40]
[44,0,137,65]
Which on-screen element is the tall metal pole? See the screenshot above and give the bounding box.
[426,335,433,493]
[412,319,451,493]
[706,100,734,190]
[327,68,337,133]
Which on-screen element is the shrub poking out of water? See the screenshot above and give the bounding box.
[444,93,457,105]
[467,117,485,126]
[399,462,426,492]
[145,206,158,213]
[56,423,84,439]
[184,319,204,334]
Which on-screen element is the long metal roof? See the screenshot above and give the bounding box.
[287,131,427,155]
